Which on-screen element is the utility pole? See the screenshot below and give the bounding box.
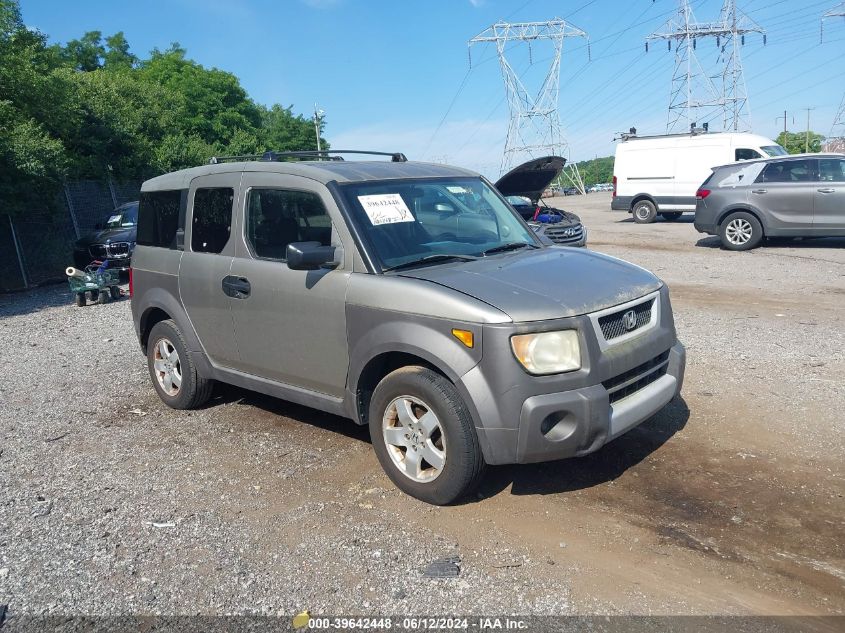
[646,0,765,133]
[803,107,815,153]
[313,104,324,153]
[468,19,590,192]
[775,110,789,136]
[821,2,845,42]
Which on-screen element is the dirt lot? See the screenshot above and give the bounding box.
[0,192,843,620]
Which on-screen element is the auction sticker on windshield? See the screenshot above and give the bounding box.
[357,194,414,226]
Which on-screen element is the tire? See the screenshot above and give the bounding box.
[110,286,121,300]
[88,290,99,302]
[147,319,214,410]
[632,199,658,223]
[661,212,683,221]
[97,289,110,304]
[369,366,485,505]
[74,293,86,307]
[719,211,763,251]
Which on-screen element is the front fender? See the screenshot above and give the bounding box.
[345,304,484,419]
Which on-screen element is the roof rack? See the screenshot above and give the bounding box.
[208,150,408,165]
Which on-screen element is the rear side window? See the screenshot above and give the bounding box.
[735,148,761,161]
[246,189,332,260]
[756,160,814,183]
[137,190,183,248]
[192,188,234,254]
[818,158,845,182]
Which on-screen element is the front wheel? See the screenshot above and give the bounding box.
[719,211,763,250]
[369,366,485,505]
[632,200,658,223]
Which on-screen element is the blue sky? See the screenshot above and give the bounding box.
[20,0,845,178]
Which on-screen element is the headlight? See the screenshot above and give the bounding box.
[510,330,581,375]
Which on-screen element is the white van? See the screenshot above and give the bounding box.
[611,131,787,223]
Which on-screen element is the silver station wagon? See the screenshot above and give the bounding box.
[130,150,686,504]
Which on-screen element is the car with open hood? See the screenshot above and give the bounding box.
[131,150,685,505]
[495,156,587,247]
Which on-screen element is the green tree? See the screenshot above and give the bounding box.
[138,45,263,148]
[0,0,329,217]
[0,0,68,216]
[59,30,104,71]
[776,130,824,154]
[260,104,327,152]
[103,32,137,70]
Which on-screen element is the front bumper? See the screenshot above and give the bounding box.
[515,342,684,463]
[456,285,685,465]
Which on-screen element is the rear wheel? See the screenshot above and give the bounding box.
[110,286,121,300]
[97,289,110,304]
[632,200,658,223]
[369,366,485,505]
[719,211,763,251]
[661,212,683,221]
[147,319,214,409]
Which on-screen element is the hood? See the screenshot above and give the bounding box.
[397,248,661,322]
[75,226,137,248]
[494,156,565,205]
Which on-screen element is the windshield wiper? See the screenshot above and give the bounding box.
[480,242,538,256]
[382,254,479,272]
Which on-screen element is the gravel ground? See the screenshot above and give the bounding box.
[1,193,843,619]
[0,287,571,616]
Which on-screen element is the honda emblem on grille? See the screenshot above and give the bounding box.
[622,309,638,331]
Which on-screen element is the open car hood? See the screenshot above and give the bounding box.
[493,156,566,205]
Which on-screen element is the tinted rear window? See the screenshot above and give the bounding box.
[191,188,234,254]
[137,191,183,248]
[756,160,814,183]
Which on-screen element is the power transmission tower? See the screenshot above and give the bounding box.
[821,2,845,42]
[822,4,845,152]
[827,94,845,152]
[646,0,764,133]
[468,19,590,192]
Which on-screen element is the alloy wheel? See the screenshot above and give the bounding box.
[725,218,753,245]
[382,395,446,483]
[153,338,182,396]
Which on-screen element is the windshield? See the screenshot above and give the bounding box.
[104,203,138,229]
[761,145,789,157]
[339,177,539,270]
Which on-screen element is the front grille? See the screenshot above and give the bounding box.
[89,244,108,259]
[603,350,670,404]
[598,298,654,340]
[89,242,131,259]
[107,242,131,257]
[543,223,584,244]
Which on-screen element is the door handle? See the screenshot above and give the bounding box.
[221,275,251,298]
[751,189,767,194]
[817,188,836,194]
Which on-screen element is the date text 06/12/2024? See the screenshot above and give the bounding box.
[303,617,529,630]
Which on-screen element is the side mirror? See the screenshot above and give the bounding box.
[286,241,338,271]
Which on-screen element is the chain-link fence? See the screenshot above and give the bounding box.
[1,178,141,293]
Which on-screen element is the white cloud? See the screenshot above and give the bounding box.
[468,0,485,7]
